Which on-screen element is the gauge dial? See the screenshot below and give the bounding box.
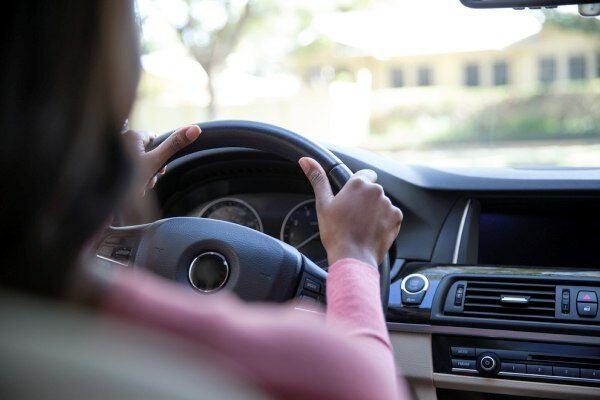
[199,198,263,232]
[280,199,327,267]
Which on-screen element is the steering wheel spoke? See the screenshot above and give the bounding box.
[96,224,149,268]
[295,256,328,307]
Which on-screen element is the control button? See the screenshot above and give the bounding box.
[480,356,496,372]
[452,359,476,370]
[577,302,598,317]
[581,368,600,380]
[553,366,580,378]
[454,285,465,306]
[97,245,114,257]
[476,348,528,361]
[299,295,318,306]
[577,291,598,303]
[405,276,425,293]
[401,291,426,305]
[303,278,321,293]
[501,363,526,374]
[561,289,570,313]
[451,347,475,358]
[112,247,132,260]
[476,352,500,375]
[526,364,552,376]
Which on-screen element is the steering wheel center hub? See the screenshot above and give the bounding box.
[188,252,230,293]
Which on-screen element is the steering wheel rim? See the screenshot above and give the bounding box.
[111,120,390,309]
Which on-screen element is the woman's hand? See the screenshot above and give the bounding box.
[299,157,402,268]
[122,125,201,192]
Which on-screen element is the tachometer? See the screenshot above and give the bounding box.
[280,199,327,267]
[199,198,263,232]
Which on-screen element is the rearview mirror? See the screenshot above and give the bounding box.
[460,0,597,9]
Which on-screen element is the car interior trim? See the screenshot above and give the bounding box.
[433,373,600,399]
[387,322,600,345]
[452,199,471,264]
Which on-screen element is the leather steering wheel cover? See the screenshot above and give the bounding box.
[157,120,351,181]
[153,120,389,309]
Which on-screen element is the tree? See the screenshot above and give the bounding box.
[146,0,374,119]
[164,0,256,119]
[542,9,600,35]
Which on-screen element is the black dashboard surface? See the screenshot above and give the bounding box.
[154,145,600,337]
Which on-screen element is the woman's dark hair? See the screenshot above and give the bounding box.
[0,1,133,297]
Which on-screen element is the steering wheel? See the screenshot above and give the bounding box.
[98,121,390,309]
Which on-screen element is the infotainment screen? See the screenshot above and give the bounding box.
[478,199,599,268]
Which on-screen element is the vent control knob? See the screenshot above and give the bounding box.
[477,353,500,375]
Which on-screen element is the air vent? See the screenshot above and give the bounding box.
[448,279,557,321]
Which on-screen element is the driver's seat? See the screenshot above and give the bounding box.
[0,290,268,400]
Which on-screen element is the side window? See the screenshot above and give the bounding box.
[539,57,556,84]
[390,68,404,88]
[464,64,480,87]
[568,55,587,80]
[417,67,432,86]
[493,61,509,86]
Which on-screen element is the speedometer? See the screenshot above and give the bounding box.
[199,198,263,232]
[280,199,327,267]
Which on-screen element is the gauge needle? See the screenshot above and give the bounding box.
[295,231,320,250]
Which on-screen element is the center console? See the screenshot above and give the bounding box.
[433,336,600,386]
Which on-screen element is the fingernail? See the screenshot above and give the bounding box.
[185,126,201,141]
[298,158,309,174]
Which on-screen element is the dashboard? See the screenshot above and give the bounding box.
[154,145,600,399]
[182,194,327,268]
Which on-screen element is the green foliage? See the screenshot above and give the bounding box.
[542,9,600,35]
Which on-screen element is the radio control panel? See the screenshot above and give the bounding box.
[433,335,600,387]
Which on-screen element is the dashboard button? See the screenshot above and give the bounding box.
[501,363,526,374]
[581,368,600,380]
[401,291,426,305]
[561,289,570,313]
[452,359,476,370]
[577,302,598,317]
[526,364,552,376]
[480,356,496,372]
[577,291,598,303]
[405,276,425,293]
[454,285,465,306]
[553,366,580,378]
[303,278,321,293]
[451,347,475,358]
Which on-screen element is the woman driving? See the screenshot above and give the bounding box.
[0,1,407,399]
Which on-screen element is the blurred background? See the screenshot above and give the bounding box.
[132,0,600,167]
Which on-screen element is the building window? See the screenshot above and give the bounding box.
[493,61,509,86]
[390,68,404,88]
[539,57,556,84]
[464,64,480,87]
[569,55,587,80]
[417,67,431,86]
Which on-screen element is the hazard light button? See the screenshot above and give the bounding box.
[577,291,598,303]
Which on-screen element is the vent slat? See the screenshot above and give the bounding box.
[467,281,555,289]
[466,288,555,297]
[454,278,557,321]
[461,310,555,321]
[465,295,555,304]
[464,303,555,312]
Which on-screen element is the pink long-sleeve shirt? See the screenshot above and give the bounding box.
[103,259,409,400]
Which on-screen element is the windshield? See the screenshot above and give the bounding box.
[134,0,600,168]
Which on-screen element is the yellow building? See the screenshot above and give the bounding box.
[301,25,600,91]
